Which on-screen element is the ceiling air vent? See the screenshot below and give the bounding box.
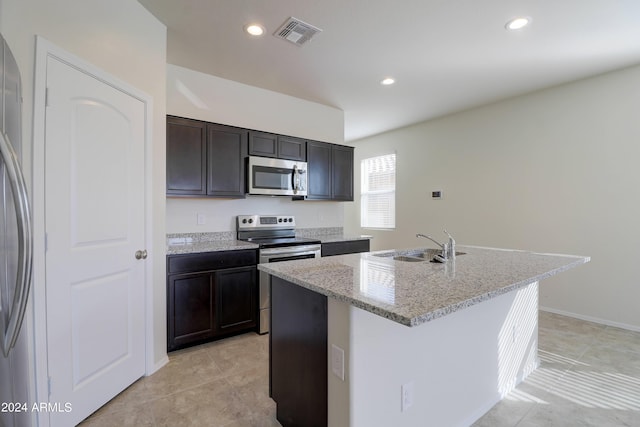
[274,17,322,46]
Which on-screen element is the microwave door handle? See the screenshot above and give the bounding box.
[292,165,299,194]
[0,131,33,357]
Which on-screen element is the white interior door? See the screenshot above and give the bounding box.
[44,56,146,426]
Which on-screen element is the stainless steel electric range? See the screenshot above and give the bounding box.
[236,215,321,334]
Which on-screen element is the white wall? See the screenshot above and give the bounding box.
[345,64,640,330]
[166,64,347,233]
[328,282,539,427]
[0,0,167,422]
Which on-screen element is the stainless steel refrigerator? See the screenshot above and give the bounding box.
[0,32,33,426]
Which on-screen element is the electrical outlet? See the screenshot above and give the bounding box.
[401,382,414,412]
[331,344,345,381]
[197,213,206,225]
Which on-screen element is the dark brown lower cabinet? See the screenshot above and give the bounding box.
[270,276,327,427]
[168,272,216,350]
[216,267,257,334]
[167,250,258,352]
[321,239,370,257]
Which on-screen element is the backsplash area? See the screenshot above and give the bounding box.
[166,197,345,234]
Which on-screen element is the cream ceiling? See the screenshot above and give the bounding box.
[139,0,640,141]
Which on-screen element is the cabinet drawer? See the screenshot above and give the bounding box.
[168,249,258,274]
[321,240,370,257]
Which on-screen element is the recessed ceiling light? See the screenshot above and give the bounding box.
[381,77,395,86]
[245,24,265,36]
[505,17,530,30]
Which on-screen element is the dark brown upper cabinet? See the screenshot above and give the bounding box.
[166,116,247,198]
[305,141,354,201]
[306,141,332,200]
[331,144,354,201]
[166,116,207,195]
[207,123,248,197]
[278,135,306,161]
[249,131,306,161]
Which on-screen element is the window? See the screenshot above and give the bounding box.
[361,153,396,229]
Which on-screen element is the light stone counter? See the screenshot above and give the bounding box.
[166,229,370,255]
[258,245,589,327]
[166,232,258,255]
[295,227,372,243]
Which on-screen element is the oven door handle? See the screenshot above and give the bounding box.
[260,245,321,258]
[261,252,319,263]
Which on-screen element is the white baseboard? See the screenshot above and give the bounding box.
[146,355,169,376]
[540,306,640,332]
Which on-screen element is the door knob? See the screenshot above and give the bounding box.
[135,250,148,260]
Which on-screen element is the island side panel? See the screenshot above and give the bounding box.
[270,276,328,427]
[342,281,539,427]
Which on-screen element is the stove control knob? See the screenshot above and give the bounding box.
[278,218,282,222]
[242,219,247,224]
[248,218,253,224]
[289,217,293,222]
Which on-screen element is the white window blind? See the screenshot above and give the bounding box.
[361,153,396,229]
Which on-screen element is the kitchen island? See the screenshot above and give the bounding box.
[258,245,589,427]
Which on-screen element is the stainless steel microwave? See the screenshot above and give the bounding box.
[247,156,308,196]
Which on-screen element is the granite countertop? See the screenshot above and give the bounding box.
[167,239,258,255]
[257,245,589,327]
[166,232,258,255]
[166,229,371,255]
[295,227,372,244]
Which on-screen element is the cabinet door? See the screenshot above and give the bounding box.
[215,266,257,334]
[278,135,306,161]
[167,272,215,351]
[207,123,248,197]
[306,140,332,200]
[271,277,327,427]
[331,145,354,201]
[166,116,207,195]
[249,131,278,158]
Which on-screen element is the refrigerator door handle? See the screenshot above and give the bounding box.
[0,130,33,357]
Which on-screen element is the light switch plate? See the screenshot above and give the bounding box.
[331,344,345,381]
[401,381,414,412]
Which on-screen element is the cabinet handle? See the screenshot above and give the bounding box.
[135,250,148,260]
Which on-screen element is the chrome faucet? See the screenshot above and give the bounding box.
[444,230,456,260]
[416,230,456,261]
[416,233,448,261]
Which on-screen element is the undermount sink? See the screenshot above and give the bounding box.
[376,248,466,262]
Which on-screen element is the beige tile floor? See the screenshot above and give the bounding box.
[473,311,640,427]
[80,311,640,426]
[79,332,280,427]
